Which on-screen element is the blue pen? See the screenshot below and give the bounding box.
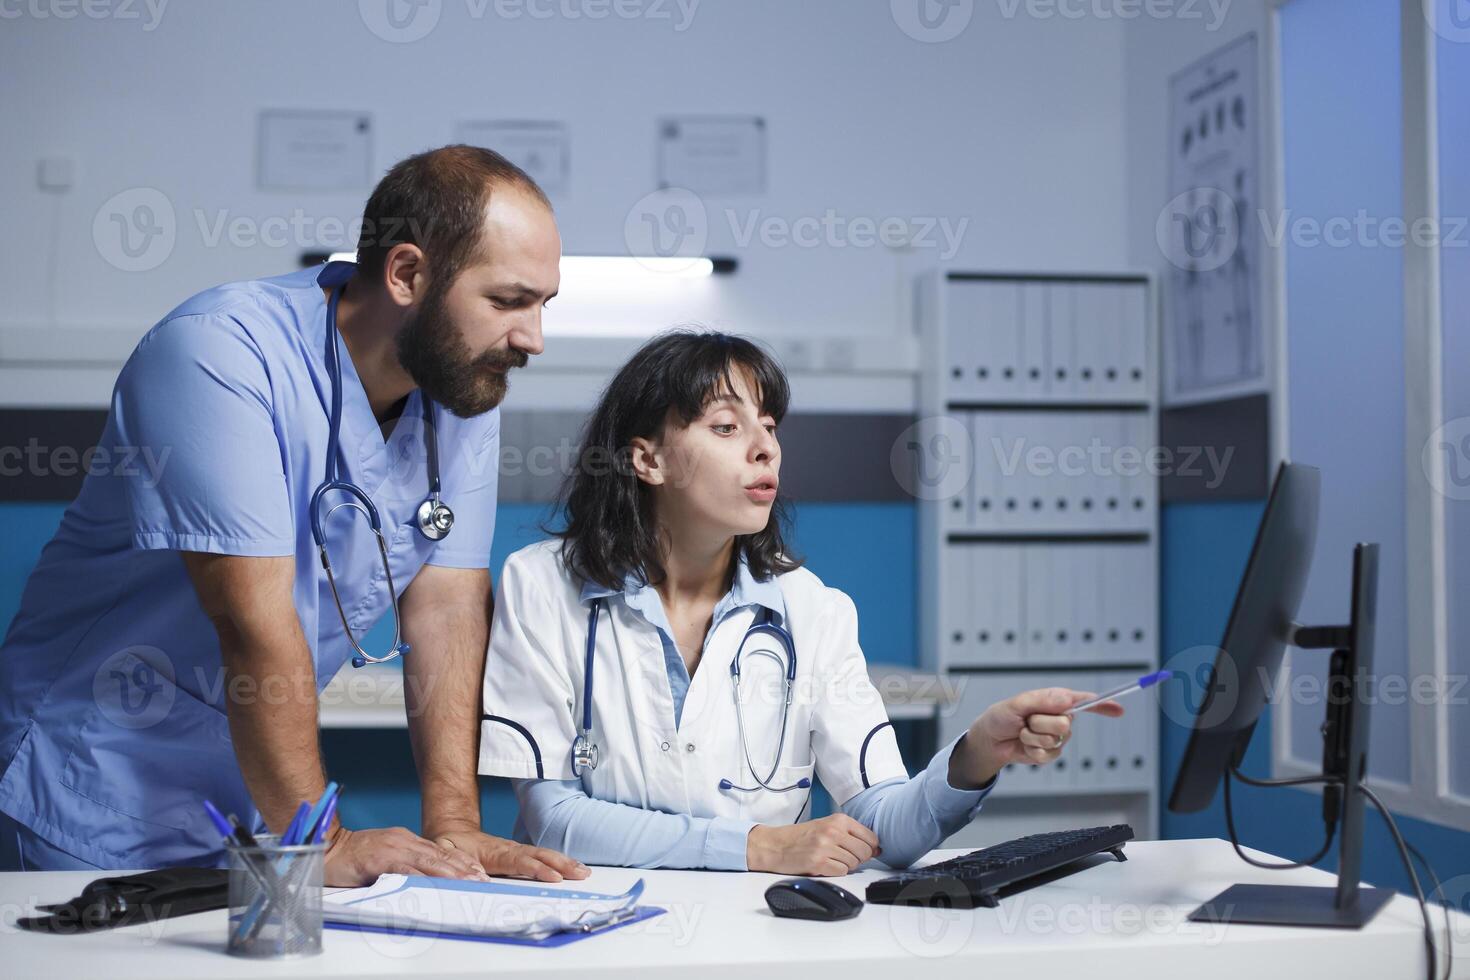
[296,781,339,846]
[1065,670,1175,715]
[309,787,341,845]
[202,800,235,841]
[283,802,310,846]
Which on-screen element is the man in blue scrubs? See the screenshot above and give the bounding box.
[0,145,587,886]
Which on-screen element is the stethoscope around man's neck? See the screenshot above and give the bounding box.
[309,275,456,668]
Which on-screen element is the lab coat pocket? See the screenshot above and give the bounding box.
[735,761,816,826]
[60,649,236,832]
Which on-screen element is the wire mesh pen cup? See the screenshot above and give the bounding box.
[225,834,325,958]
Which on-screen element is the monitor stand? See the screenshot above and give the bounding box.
[1190,545,1395,929]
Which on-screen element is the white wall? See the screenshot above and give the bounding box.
[1,0,1131,407]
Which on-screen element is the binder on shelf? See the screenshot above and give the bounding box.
[1046,284,1075,399]
[1053,545,1080,669]
[983,281,1022,401]
[1119,283,1150,399]
[1019,283,1049,399]
[966,411,994,529]
[945,283,984,401]
[992,545,1025,664]
[944,544,971,667]
[1099,282,1124,402]
[987,411,1023,525]
[1098,413,1127,528]
[965,544,990,667]
[1117,413,1152,529]
[1099,546,1130,660]
[1120,543,1154,656]
[1072,284,1103,401]
[1127,412,1158,521]
[1023,546,1052,665]
[1072,545,1103,664]
[938,412,971,533]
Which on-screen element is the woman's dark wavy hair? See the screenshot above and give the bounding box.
[548,329,804,592]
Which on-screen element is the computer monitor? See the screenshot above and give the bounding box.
[1168,461,1319,812]
[1166,461,1393,928]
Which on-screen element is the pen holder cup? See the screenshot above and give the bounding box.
[225,835,325,958]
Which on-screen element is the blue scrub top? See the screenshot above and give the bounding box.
[0,262,500,869]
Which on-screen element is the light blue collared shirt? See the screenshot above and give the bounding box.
[512,561,996,871]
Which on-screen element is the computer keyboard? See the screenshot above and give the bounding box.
[865,824,1134,908]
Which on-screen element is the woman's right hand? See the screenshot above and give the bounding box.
[747,815,881,876]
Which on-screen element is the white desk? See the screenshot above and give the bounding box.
[1,839,1463,980]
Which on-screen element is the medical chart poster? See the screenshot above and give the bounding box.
[1160,34,1266,407]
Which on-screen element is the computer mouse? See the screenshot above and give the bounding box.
[764,878,864,921]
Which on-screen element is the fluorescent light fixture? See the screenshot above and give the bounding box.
[561,255,715,280]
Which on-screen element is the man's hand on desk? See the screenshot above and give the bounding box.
[952,687,1125,789]
[747,814,881,876]
[323,825,492,887]
[431,828,591,883]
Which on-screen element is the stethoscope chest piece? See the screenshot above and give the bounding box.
[416,496,455,541]
[572,733,599,776]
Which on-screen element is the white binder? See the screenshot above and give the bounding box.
[1129,412,1158,523]
[1019,283,1049,398]
[1098,413,1126,527]
[1024,546,1053,665]
[944,282,983,400]
[993,545,1025,664]
[938,412,970,533]
[983,282,1022,401]
[1120,283,1150,400]
[984,412,1016,526]
[1073,284,1103,400]
[1054,545,1080,666]
[944,544,972,667]
[1046,284,1076,399]
[1073,545,1104,664]
[1122,543,1153,658]
[1100,546,1131,659]
[1122,413,1153,530]
[968,411,996,529]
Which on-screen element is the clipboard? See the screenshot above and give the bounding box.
[325,904,666,947]
[322,874,664,947]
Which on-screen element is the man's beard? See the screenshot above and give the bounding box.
[395,282,529,418]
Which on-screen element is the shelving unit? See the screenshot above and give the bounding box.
[914,270,1160,846]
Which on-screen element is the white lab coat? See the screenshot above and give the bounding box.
[478,540,906,826]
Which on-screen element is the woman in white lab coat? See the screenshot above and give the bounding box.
[478,330,1121,876]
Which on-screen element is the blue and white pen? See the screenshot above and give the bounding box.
[1065,670,1175,715]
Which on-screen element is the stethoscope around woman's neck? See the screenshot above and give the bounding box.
[572,597,811,796]
[309,277,455,668]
